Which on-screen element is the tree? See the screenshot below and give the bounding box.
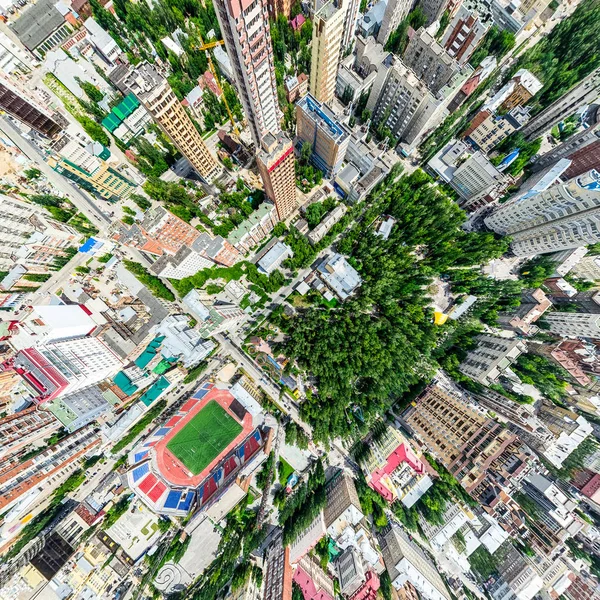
[24,167,41,180]
[469,26,516,67]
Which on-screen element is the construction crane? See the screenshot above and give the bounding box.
[193,35,240,135]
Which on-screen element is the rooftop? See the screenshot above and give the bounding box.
[11,0,65,51]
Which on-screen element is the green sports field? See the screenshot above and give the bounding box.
[166,400,242,475]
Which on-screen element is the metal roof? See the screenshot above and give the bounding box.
[11,0,65,51]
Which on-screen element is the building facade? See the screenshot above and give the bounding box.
[465,106,531,153]
[441,5,488,65]
[377,0,414,46]
[543,312,600,339]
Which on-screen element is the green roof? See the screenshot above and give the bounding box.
[113,93,140,120]
[227,202,274,245]
[134,336,165,369]
[47,398,78,428]
[102,113,121,133]
[152,358,173,375]
[139,376,170,407]
[113,371,138,396]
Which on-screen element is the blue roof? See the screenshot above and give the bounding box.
[134,451,149,463]
[178,493,194,511]
[79,238,99,253]
[164,490,182,509]
[500,149,520,167]
[155,427,170,436]
[132,464,149,482]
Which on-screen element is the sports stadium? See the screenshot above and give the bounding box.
[126,382,272,516]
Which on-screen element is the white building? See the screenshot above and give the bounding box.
[181,289,246,338]
[419,504,475,552]
[307,204,348,245]
[544,312,600,339]
[150,246,215,280]
[83,18,120,64]
[155,314,215,367]
[0,31,32,74]
[483,69,543,113]
[315,253,362,301]
[484,170,600,256]
[257,242,292,274]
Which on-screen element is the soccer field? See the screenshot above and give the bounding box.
[166,400,243,475]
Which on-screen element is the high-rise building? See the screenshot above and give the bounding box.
[484,170,600,256]
[402,27,459,95]
[296,93,351,177]
[441,5,488,65]
[521,67,600,141]
[0,425,100,512]
[256,132,297,220]
[212,0,280,146]
[419,0,450,25]
[0,407,60,460]
[0,74,62,138]
[341,0,361,51]
[310,0,347,104]
[543,312,600,339]
[0,195,79,275]
[266,0,292,17]
[377,0,414,46]
[263,531,293,600]
[123,64,218,180]
[404,385,521,496]
[464,106,531,153]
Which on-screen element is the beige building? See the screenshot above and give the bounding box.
[465,106,530,153]
[310,0,347,104]
[123,63,218,180]
[257,131,297,221]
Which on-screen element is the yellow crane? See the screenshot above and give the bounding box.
[193,36,240,135]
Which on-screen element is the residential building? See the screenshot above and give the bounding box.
[483,69,543,113]
[529,340,594,387]
[441,5,488,65]
[10,0,74,58]
[565,571,600,600]
[227,202,279,253]
[402,27,459,95]
[419,503,475,551]
[0,75,62,139]
[380,525,451,600]
[366,56,445,150]
[314,253,362,301]
[465,106,531,153]
[337,547,367,597]
[485,170,600,255]
[323,472,364,538]
[296,93,351,177]
[266,0,292,18]
[420,0,450,24]
[358,1,387,38]
[101,93,151,144]
[521,67,600,141]
[285,73,309,103]
[155,314,215,368]
[459,334,526,385]
[47,385,112,432]
[263,532,293,600]
[310,0,346,104]
[359,425,433,506]
[149,245,215,280]
[404,384,523,497]
[290,512,327,563]
[182,289,246,338]
[488,544,543,600]
[123,63,218,180]
[0,195,79,274]
[0,407,60,460]
[543,312,600,339]
[531,104,600,179]
[258,242,293,274]
[572,254,600,282]
[256,131,297,221]
[49,155,136,202]
[497,288,552,336]
[377,0,414,45]
[307,204,347,245]
[294,555,335,600]
[0,425,100,512]
[448,56,497,112]
[213,0,280,146]
[0,31,32,74]
[342,0,361,51]
[83,18,120,64]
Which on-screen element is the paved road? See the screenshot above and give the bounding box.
[0,117,111,231]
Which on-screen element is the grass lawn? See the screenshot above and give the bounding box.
[167,401,242,475]
[278,458,294,485]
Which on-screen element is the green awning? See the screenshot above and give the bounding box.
[139,376,170,407]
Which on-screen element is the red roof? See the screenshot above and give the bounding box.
[461,73,482,97]
[293,564,334,600]
[290,14,306,30]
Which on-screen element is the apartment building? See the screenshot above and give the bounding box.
[459,334,526,385]
[310,0,346,104]
[263,532,293,600]
[181,289,246,338]
[465,106,531,153]
[497,288,552,336]
[441,5,488,65]
[296,93,351,177]
[256,131,297,221]
[323,472,364,538]
[484,170,600,256]
[488,544,543,600]
[402,27,459,95]
[307,204,347,245]
[543,312,600,339]
[377,0,414,46]
[0,407,60,460]
[483,70,543,113]
[123,63,218,180]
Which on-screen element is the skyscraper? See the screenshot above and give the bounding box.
[213,0,297,220]
[310,0,347,104]
[484,170,600,256]
[341,0,361,51]
[123,64,218,180]
[377,0,414,46]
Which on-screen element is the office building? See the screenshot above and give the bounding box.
[380,525,451,600]
[48,385,112,432]
[310,0,346,104]
[367,56,444,149]
[256,131,297,221]
[484,170,600,256]
[337,547,366,597]
[521,67,600,141]
[0,425,100,512]
[543,312,600,339]
[402,27,459,95]
[441,5,488,65]
[360,425,433,506]
[10,0,75,58]
[465,106,531,153]
[123,64,218,180]
[264,532,293,600]
[182,289,246,338]
[483,69,543,113]
[0,195,79,274]
[377,0,414,45]
[296,94,351,177]
[531,104,600,178]
[314,253,362,301]
[49,155,136,202]
[258,242,293,274]
[213,0,279,146]
[459,334,526,385]
[404,385,522,496]
[84,18,121,64]
[0,75,62,139]
[155,314,215,368]
[0,407,60,460]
